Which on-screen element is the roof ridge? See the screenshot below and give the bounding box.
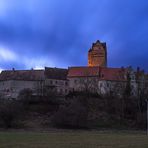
[45,67,67,70]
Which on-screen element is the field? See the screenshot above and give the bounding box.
[0,130,148,148]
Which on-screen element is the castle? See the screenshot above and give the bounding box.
[0,40,147,98]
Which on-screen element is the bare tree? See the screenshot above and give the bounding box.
[78,76,99,94]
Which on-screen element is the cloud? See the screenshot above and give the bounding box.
[23,56,57,69]
[0,68,3,73]
[0,46,18,62]
[0,0,148,71]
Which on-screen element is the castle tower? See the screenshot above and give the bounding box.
[88,40,107,67]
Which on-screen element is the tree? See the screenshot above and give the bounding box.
[73,76,99,96]
[18,88,33,105]
[52,97,88,128]
[124,72,131,98]
[0,99,24,128]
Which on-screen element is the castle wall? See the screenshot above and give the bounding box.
[45,79,69,95]
[68,77,99,93]
[0,80,44,98]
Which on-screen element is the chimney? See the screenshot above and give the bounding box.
[137,67,140,73]
[121,66,124,71]
[96,40,100,43]
[142,69,145,74]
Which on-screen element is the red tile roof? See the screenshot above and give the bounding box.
[68,66,127,81]
[68,66,100,77]
[45,67,68,80]
[0,70,45,81]
[99,67,127,81]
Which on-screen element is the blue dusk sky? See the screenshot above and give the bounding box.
[0,0,148,72]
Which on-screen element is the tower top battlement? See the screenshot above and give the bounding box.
[88,40,107,67]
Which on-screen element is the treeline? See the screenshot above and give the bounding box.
[0,88,147,130]
[52,91,147,129]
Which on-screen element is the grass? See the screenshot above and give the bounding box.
[0,130,148,148]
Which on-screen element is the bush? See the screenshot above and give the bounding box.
[0,99,24,128]
[18,88,33,105]
[52,98,88,129]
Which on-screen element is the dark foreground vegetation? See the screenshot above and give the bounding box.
[0,87,147,130]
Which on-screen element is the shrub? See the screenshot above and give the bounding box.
[18,88,33,105]
[0,99,24,128]
[52,98,88,129]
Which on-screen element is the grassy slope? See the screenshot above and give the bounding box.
[0,131,148,148]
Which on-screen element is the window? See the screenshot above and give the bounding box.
[60,89,63,94]
[131,85,134,89]
[50,80,53,85]
[132,76,135,80]
[100,83,102,87]
[107,83,109,87]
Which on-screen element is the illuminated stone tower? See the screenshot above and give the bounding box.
[88,40,107,67]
